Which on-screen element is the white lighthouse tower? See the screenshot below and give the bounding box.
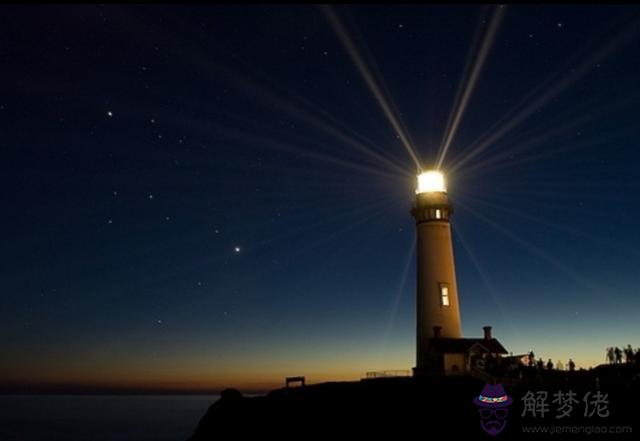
[411,170,463,374]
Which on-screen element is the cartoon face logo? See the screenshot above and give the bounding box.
[473,383,512,436]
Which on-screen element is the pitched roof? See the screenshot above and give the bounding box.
[428,338,508,354]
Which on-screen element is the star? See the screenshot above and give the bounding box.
[234,246,241,253]
[148,194,154,200]
[107,111,113,117]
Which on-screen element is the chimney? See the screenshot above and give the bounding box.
[483,326,492,340]
[433,326,442,338]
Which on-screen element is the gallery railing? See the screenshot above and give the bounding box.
[364,370,412,379]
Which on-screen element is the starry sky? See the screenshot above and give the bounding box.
[2,5,640,392]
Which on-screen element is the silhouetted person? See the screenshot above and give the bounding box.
[536,358,544,370]
[528,351,535,367]
[625,344,634,364]
[546,359,554,370]
[614,346,623,364]
[607,347,614,364]
[568,359,576,372]
[635,349,640,368]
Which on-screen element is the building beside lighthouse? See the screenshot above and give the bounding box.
[412,171,507,376]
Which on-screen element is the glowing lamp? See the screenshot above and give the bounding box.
[416,170,446,194]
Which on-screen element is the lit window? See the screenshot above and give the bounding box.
[435,209,442,219]
[440,283,450,306]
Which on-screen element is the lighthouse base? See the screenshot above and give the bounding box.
[415,333,509,377]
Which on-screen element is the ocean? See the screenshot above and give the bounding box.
[0,394,219,441]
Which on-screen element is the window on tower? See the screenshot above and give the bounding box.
[423,208,448,220]
[439,283,450,306]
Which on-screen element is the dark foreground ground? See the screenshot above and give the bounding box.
[188,365,639,440]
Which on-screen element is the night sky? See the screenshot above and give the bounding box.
[2,5,640,391]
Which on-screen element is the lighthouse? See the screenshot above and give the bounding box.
[412,170,463,374]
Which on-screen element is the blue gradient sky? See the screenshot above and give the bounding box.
[1,5,640,390]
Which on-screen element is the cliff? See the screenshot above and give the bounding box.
[188,369,639,439]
